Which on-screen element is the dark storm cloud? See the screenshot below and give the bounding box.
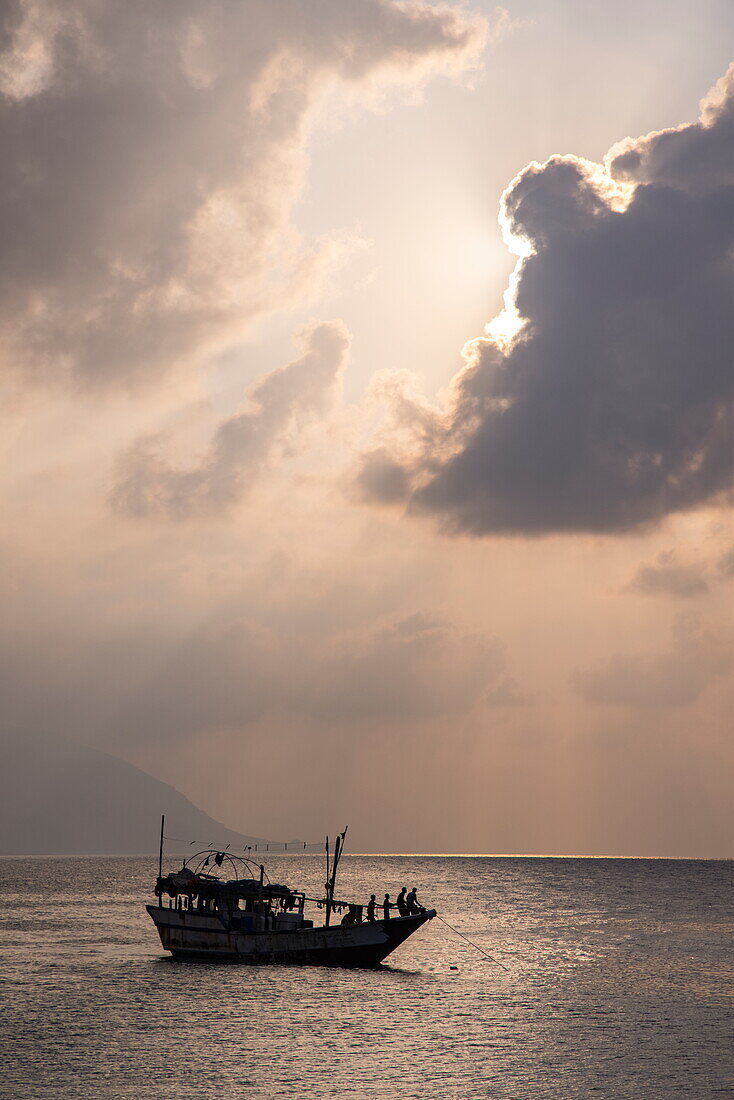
[608,66,734,193]
[624,551,710,599]
[359,65,734,535]
[572,615,730,708]
[110,322,349,519]
[0,0,484,390]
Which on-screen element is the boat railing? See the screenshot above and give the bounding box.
[153,825,428,927]
[155,872,426,919]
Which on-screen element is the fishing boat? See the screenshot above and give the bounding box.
[146,821,436,967]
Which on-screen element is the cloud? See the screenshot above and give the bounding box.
[572,615,730,707]
[717,545,734,577]
[624,550,709,599]
[608,65,734,193]
[109,321,349,519]
[0,0,485,391]
[302,611,509,722]
[486,676,527,706]
[0,575,513,747]
[484,6,533,46]
[357,64,734,535]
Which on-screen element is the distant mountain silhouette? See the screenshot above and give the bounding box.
[0,727,266,855]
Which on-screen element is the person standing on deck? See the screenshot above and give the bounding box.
[406,887,422,914]
[366,895,377,922]
[383,893,392,920]
[396,887,408,915]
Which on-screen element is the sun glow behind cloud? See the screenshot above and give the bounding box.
[485,156,635,348]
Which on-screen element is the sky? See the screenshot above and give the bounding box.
[2,0,734,855]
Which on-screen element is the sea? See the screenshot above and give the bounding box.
[1,855,732,1099]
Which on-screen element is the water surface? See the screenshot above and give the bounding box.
[1,855,732,1098]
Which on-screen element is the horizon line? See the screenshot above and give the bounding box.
[1,850,732,861]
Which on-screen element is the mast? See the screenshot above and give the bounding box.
[158,814,165,883]
[324,836,330,926]
[324,826,348,928]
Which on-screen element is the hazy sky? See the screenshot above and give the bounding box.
[2,0,734,855]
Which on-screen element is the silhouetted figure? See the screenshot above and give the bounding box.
[366,895,377,922]
[383,893,391,920]
[397,886,408,916]
[406,887,422,914]
[341,904,358,926]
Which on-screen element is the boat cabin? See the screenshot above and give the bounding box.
[155,858,312,933]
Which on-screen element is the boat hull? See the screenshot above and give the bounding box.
[146,904,435,967]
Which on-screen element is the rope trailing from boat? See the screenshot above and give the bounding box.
[435,914,510,972]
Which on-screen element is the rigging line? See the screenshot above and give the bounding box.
[163,834,322,849]
[435,914,511,973]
